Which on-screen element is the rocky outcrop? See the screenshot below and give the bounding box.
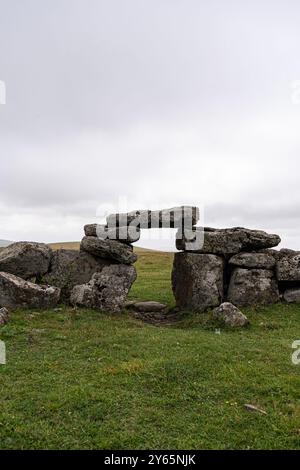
[70,264,137,313]
[0,272,60,309]
[43,249,111,302]
[0,242,52,280]
[0,307,9,325]
[84,224,140,244]
[176,227,281,255]
[227,268,279,307]
[212,302,249,327]
[172,253,224,311]
[81,236,137,265]
[229,251,276,269]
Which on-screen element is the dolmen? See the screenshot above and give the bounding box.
[1,204,300,316]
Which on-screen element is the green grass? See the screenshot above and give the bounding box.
[0,249,300,449]
[129,249,175,305]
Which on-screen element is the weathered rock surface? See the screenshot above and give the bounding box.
[43,249,111,302]
[0,242,52,280]
[172,253,224,311]
[213,302,249,327]
[227,268,279,306]
[107,206,199,228]
[283,288,300,303]
[70,264,137,312]
[229,251,276,269]
[0,272,60,309]
[84,224,140,244]
[276,251,300,281]
[176,227,281,255]
[0,307,9,325]
[81,236,137,264]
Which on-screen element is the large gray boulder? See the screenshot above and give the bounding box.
[42,249,112,302]
[228,268,279,306]
[70,264,137,313]
[0,272,60,310]
[229,251,276,269]
[0,242,52,280]
[276,251,300,281]
[176,227,281,255]
[283,288,300,303]
[84,224,140,244]
[106,206,199,228]
[81,236,137,265]
[213,302,249,327]
[172,253,224,311]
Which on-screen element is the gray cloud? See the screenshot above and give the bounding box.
[0,0,300,249]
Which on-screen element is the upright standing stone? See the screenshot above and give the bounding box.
[172,253,224,311]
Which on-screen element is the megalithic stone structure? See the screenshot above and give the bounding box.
[2,203,300,315]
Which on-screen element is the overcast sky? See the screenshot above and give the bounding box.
[0,0,300,250]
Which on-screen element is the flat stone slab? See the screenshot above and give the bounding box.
[0,242,52,280]
[176,227,281,255]
[81,236,137,265]
[84,224,140,244]
[0,272,60,310]
[172,253,224,311]
[126,301,168,312]
[229,251,276,269]
[283,288,300,303]
[106,206,199,228]
[227,268,279,307]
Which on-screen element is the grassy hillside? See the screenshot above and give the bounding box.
[48,241,80,251]
[0,240,12,249]
[0,249,299,450]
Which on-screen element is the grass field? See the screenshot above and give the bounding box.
[0,248,300,449]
